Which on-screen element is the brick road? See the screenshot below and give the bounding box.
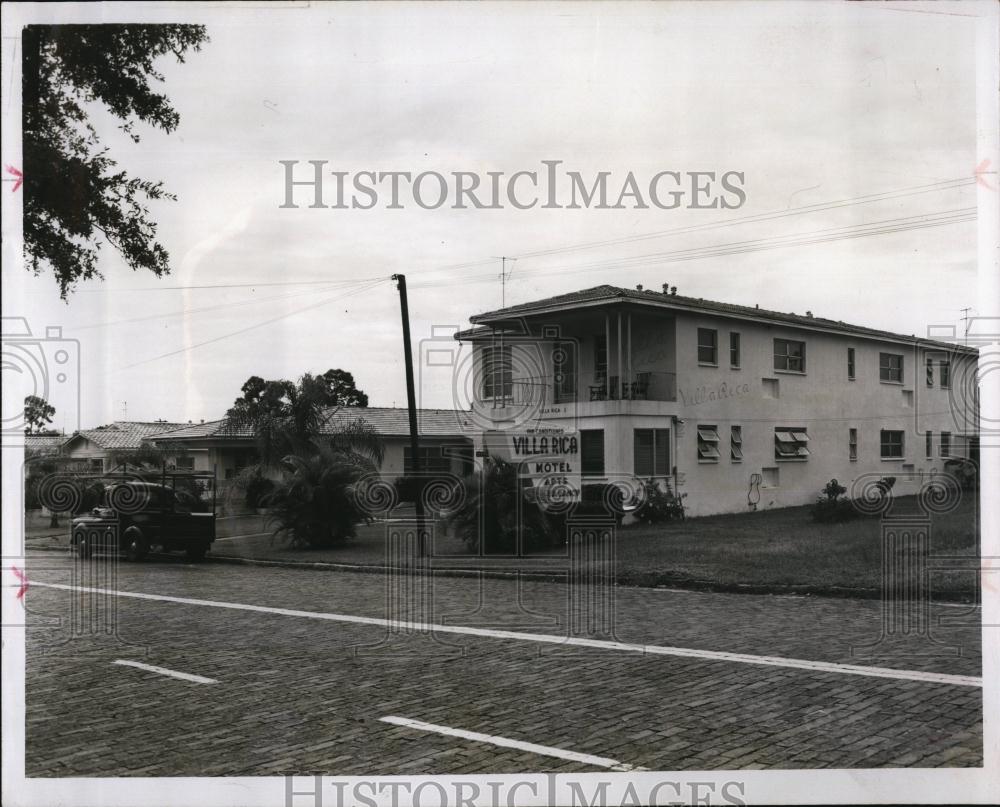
[21,550,983,776]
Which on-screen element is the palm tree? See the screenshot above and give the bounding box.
[222,373,385,547]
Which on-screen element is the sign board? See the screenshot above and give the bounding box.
[484,428,582,506]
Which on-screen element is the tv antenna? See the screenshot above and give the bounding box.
[494,256,517,308]
[960,307,973,345]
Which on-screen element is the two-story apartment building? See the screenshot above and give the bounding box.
[455,284,979,517]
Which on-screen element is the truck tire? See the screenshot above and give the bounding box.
[185,543,208,562]
[124,529,149,562]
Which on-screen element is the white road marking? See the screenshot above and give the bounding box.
[380,716,646,771]
[32,581,981,688]
[112,659,218,684]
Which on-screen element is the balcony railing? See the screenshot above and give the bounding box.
[483,371,677,407]
[585,371,677,402]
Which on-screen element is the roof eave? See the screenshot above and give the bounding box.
[467,293,978,354]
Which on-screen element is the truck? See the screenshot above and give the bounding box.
[70,471,216,562]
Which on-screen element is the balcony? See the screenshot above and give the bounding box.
[483,371,677,417]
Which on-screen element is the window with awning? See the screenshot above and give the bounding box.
[775,427,810,460]
[697,425,720,462]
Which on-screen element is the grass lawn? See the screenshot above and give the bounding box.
[27,494,979,600]
[610,495,978,597]
[204,493,980,600]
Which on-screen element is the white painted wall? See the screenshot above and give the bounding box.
[471,306,978,517]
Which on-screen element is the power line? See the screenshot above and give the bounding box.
[508,176,974,261]
[63,275,387,293]
[408,208,976,290]
[72,284,327,332]
[117,278,389,370]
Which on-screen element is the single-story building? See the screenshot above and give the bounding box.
[24,433,68,456]
[59,420,189,473]
[150,406,477,481]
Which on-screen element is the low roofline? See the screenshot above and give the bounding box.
[461,287,977,355]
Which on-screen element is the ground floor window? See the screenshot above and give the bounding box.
[940,431,951,457]
[580,429,605,477]
[696,425,720,462]
[926,431,933,459]
[730,425,743,462]
[774,427,810,460]
[633,428,670,476]
[880,429,904,459]
[174,456,195,470]
[849,428,857,461]
[403,446,451,475]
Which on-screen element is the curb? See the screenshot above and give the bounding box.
[24,542,976,603]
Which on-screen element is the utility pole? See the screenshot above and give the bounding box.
[391,274,427,556]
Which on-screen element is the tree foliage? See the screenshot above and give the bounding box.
[22,24,208,298]
[224,370,371,467]
[320,368,369,407]
[222,371,383,546]
[24,395,56,434]
[263,437,382,549]
[445,457,562,554]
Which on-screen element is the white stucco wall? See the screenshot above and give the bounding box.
[470,306,978,517]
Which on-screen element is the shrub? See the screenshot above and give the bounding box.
[944,459,977,491]
[810,477,857,523]
[394,474,435,503]
[264,443,372,548]
[445,457,562,553]
[573,483,627,521]
[633,479,687,524]
[244,472,275,509]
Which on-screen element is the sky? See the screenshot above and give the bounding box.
[2,1,986,433]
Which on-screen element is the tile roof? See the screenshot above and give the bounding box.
[461,284,977,353]
[24,433,68,452]
[70,421,189,450]
[152,407,475,442]
[149,420,230,440]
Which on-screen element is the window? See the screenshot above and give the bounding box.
[697,328,718,365]
[847,348,856,380]
[774,427,810,460]
[174,456,195,470]
[926,356,934,387]
[553,341,577,403]
[581,429,605,477]
[730,425,743,462]
[633,429,670,476]
[729,332,741,368]
[849,428,858,461]
[697,425,721,462]
[880,429,904,459]
[773,339,806,373]
[594,336,607,382]
[926,431,933,459]
[879,352,903,383]
[940,431,951,457]
[940,360,951,389]
[404,446,450,475]
[482,345,513,400]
